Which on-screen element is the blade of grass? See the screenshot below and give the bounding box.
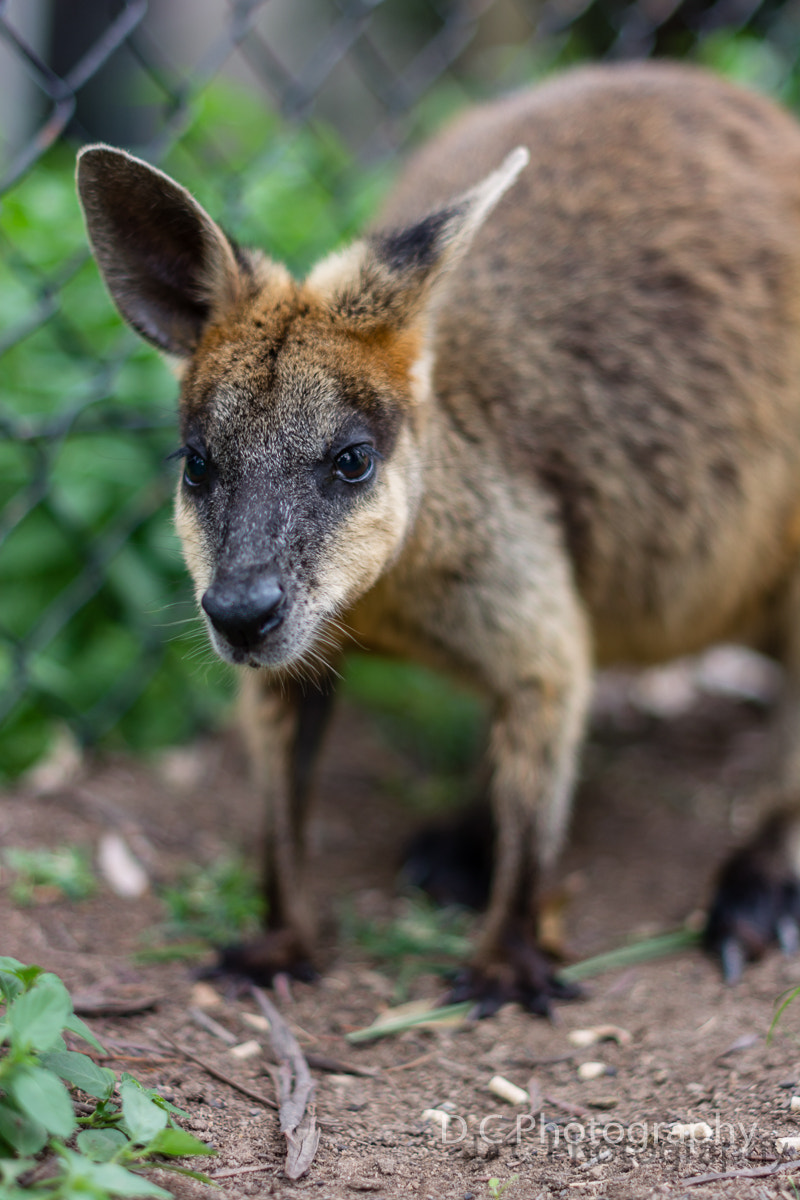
[560,928,702,982]
[346,1002,472,1043]
[768,983,800,1042]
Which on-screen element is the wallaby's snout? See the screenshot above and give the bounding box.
[201,571,285,656]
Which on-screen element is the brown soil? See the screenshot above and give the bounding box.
[3,671,800,1200]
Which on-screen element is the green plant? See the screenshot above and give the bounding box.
[342,893,473,999]
[0,957,215,1198]
[3,847,96,905]
[488,1175,519,1199]
[768,983,800,1042]
[157,854,266,944]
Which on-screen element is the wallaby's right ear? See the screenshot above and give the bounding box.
[77,145,247,357]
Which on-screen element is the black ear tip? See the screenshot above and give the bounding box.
[76,145,153,190]
[77,143,119,166]
[76,145,123,192]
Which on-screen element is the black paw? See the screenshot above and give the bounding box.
[445,938,583,1018]
[203,931,318,987]
[705,808,800,982]
[402,804,494,910]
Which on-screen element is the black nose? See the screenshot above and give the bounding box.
[201,574,285,649]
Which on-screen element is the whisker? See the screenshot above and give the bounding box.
[154,615,203,630]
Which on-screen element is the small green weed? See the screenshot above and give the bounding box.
[488,1175,519,1198]
[342,893,473,999]
[0,957,216,1198]
[157,854,265,944]
[2,847,96,905]
[768,983,800,1042]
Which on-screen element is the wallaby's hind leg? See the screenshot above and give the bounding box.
[705,803,800,980]
[771,570,800,794]
[218,671,337,984]
[705,570,800,978]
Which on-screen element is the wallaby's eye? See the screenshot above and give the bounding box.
[184,453,209,487]
[334,445,375,484]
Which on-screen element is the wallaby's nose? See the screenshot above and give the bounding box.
[201,574,285,649]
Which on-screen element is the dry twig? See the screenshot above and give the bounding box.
[684,1161,800,1185]
[165,1036,277,1110]
[251,985,320,1180]
[189,1006,237,1045]
[543,1094,592,1118]
[208,1163,273,1180]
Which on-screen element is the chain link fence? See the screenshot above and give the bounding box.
[2,0,800,777]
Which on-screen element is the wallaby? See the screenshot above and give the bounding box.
[77,60,800,1014]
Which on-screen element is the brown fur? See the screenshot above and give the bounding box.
[77,61,800,1009]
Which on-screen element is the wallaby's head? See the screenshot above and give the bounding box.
[76,145,527,673]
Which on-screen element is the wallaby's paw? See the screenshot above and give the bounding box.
[209,930,317,986]
[705,807,800,982]
[446,944,583,1019]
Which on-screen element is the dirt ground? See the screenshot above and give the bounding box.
[4,658,800,1200]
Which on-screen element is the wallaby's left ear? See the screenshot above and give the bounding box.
[309,147,529,332]
[77,145,248,357]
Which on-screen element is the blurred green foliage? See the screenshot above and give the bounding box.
[2,847,96,905]
[341,892,473,999]
[156,854,265,945]
[0,81,389,780]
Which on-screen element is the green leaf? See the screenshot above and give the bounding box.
[34,972,74,1003]
[9,1062,76,1138]
[2,962,42,988]
[148,1126,217,1157]
[0,1156,36,1185]
[120,1079,168,1145]
[64,1011,106,1053]
[55,1145,172,1197]
[77,1126,129,1162]
[118,1073,188,1118]
[0,1099,48,1155]
[8,975,71,1052]
[43,1049,116,1099]
[88,1165,172,1197]
[0,958,28,1004]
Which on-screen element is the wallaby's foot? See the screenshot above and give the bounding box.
[211,930,317,987]
[705,807,800,982]
[446,934,583,1018]
[402,804,494,910]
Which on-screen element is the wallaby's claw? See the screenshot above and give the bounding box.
[446,947,583,1018]
[705,809,800,981]
[717,936,746,985]
[209,931,318,987]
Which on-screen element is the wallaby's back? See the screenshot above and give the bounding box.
[381,63,800,666]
